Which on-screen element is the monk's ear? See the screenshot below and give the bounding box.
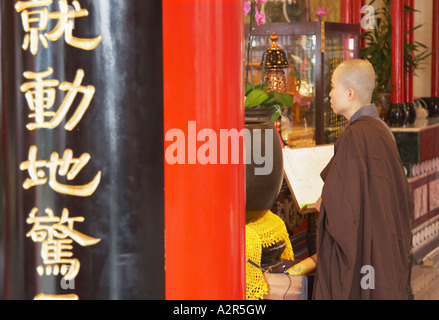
[347,88,356,101]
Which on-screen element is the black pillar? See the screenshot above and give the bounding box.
[0,0,164,299]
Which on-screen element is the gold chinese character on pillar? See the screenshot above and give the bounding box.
[15,0,102,55]
[20,145,102,197]
[26,207,101,281]
[34,293,79,300]
[21,67,95,131]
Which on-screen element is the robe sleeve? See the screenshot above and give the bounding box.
[321,128,361,248]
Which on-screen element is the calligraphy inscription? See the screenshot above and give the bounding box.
[15,0,102,300]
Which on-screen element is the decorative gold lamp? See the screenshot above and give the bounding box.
[261,31,289,93]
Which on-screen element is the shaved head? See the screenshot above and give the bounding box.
[333,59,376,106]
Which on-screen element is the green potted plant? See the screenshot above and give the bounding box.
[245,82,293,122]
[361,0,431,121]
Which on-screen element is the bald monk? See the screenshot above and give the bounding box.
[313,59,413,300]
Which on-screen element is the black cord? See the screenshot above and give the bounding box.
[283,266,292,300]
[247,260,294,300]
[246,259,266,271]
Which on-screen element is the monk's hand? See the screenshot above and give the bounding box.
[316,196,322,212]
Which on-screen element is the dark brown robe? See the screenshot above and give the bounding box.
[313,116,413,300]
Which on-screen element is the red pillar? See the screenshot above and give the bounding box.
[391,0,405,104]
[342,0,354,23]
[404,0,414,102]
[352,0,365,24]
[432,0,439,97]
[163,0,245,299]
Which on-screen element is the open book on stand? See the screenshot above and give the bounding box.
[282,145,334,213]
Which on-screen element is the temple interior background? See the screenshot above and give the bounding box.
[1,0,439,302]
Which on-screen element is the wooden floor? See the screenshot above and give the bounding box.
[411,250,439,300]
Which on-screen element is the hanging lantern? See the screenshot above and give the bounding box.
[262,31,289,93]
